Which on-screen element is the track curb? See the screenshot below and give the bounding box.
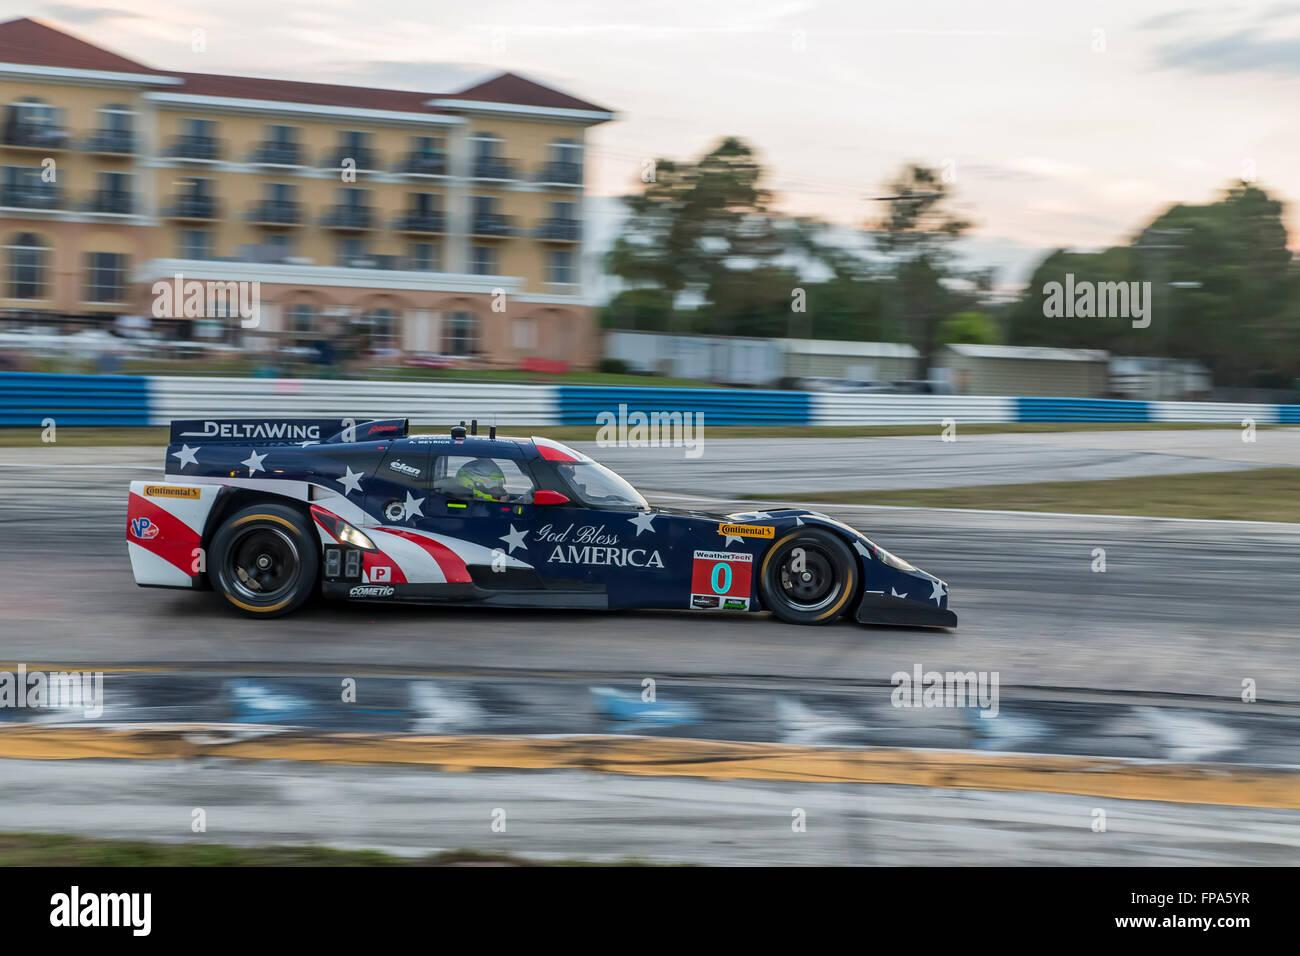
[0,726,1296,809]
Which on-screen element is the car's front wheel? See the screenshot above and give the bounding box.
[209,503,318,618]
[759,528,857,625]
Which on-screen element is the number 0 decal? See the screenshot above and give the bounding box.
[691,550,753,610]
[711,562,732,594]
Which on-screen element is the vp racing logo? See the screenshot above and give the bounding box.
[129,517,159,540]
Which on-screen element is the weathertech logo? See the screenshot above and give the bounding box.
[144,485,201,499]
[349,585,394,598]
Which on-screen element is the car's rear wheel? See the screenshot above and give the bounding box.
[209,503,318,618]
[759,528,857,625]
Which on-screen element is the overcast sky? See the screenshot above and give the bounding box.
[14,0,1300,285]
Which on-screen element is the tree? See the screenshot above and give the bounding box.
[870,164,975,371]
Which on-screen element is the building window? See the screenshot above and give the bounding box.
[470,244,496,276]
[179,229,212,259]
[546,248,575,284]
[550,200,575,220]
[444,311,477,356]
[84,252,128,302]
[336,236,368,267]
[183,117,215,140]
[7,232,47,298]
[409,241,439,271]
[287,303,317,345]
[362,308,397,351]
[512,317,538,352]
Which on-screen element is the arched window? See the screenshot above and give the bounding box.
[443,311,478,356]
[7,232,47,299]
[288,303,317,336]
[362,307,397,351]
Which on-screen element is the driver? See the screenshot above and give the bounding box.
[456,457,508,502]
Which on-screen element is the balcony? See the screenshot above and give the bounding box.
[535,161,583,186]
[326,147,378,171]
[396,152,448,176]
[86,191,135,215]
[81,131,136,156]
[534,218,581,241]
[393,211,445,234]
[470,214,515,237]
[472,158,517,180]
[167,136,222,161]
[248,142,303,166]
[320,205,374,230]
[4,122,69,150]
[162,195,220,220]
[0,186,61,209]
[247,200,302,225]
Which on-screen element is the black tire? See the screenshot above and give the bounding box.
[209,503,318,618]
[758,528,858,625]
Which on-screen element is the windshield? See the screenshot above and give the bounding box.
[555,460,648,510]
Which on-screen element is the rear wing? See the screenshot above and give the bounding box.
[169,418,409,445]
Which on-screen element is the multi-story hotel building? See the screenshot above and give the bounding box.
[0,17,613,367]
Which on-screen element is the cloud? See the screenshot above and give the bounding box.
[37,3,142,23]
[1154,27,1300,75]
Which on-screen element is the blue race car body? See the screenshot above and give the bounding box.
[126,417,956,627]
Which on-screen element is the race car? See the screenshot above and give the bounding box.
[126,417,956,628]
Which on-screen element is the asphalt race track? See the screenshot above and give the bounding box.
[1,438,1296,702]
[582,427,1300,494]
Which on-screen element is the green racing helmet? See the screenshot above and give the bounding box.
[456,458,507,501]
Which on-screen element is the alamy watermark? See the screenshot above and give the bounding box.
[595,403,705,459]
[890,663,999,718]
[152,272,260,328]
[0,665,104,718]
[1042,273,1151,329]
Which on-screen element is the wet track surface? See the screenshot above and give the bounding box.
[1,444,1297,703]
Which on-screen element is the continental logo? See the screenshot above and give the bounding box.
[718,523,774,539]
[144,485,202,500]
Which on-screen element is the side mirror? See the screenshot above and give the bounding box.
[533,490,570,506]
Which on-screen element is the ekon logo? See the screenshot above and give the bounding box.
[152,272,260,328]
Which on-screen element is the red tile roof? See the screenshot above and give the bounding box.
[0,17,612,116]
[439,72,611,113]
[170,72,443,113]
[0,17,157,74]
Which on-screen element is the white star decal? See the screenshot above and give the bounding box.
[241,450,266,475]
[171,444,199,469]
[338,466,364,495]
[795,516,805,526]
[499,524,528,553]
[723,532,743,547]
[853,540,872,558]
[929,580,947,605]
[628,512,657,536]
[890,586,909,599]
[402,490,425,520]
[749,511,772,520]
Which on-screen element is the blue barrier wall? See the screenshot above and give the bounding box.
[1016,397,1152,422]
[556,385,811,425]
[0,371,151,426]
[0,372,1296,429]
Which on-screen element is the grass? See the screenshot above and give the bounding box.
[757,467,1300,522]
[0,420,1288,449]
[0,832,665,866]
